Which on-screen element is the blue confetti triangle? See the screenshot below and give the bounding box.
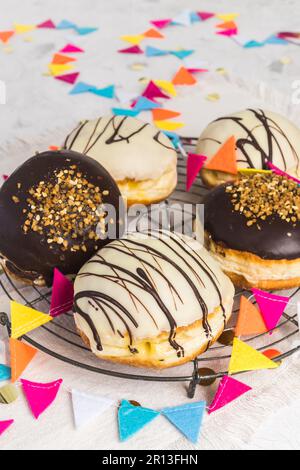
[190,11,201,23]
[75,26,98,35]
[133,96,162,112]
[90,85,115,98]
[170,49,195,60]
[0,364,11,382]
[145,46,169,57]
[112,108,139,117]
[118,400,160,441]
[162,130,181,148]
[244,40,264,48]
[69,82,97,94]
[264,35,289,45]
[161,401,206,443]
[56,19,77,29]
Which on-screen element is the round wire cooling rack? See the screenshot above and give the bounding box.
[0,136,300,398]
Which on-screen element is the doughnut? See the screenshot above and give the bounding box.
[203,172,300,289]
[63,115,177,206]
[0,150,122,286]
[73,231,234,368]
[196,109,300,187]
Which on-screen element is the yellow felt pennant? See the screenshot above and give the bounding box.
[10,301,52,339]
[120,34,144,45]
[154,80,177,96]
[48,63,74,76]
[216,13,239,21]
[14,24,36,34]
[229,338,278,375]
[154,120,184,131]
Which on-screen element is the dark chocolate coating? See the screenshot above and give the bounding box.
[0,150,123,286]
[204,183,300,260]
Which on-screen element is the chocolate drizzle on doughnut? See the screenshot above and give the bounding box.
[73,231,226,356]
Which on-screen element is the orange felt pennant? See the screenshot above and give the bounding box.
[216,21,237,29]
[143,28,164,39]
[152,108,181,121]
[0,31,14,43]
[52,53,77,64]
[235,296,267,337]
[172,67,197,85]
[205,135,238,174]
[10,338,37,383]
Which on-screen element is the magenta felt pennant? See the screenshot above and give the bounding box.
[21,378,63,419]
[267,162,300,185]
[150,19,172,29]
[252,288,289,332]
[37,19,56,29]
[50,268,74,317]
[60,44,84,53]
[0,419,14,436]
[217,28,238,36]
[208,376,251,414]
[186,153,207,191]
[142,80,170,100]
[118,45,143,54]
[55,72,79,84]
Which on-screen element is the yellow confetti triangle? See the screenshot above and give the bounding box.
[48,63,74,76]
[238,168,272,175]
[120,34,144,45]
[10,301,52,339]
[154,120,184,131]
[216,13,239,21]
[14,24,36,34]
[154,80,177,97]
[229,338,278,375]
[206,93,220,102]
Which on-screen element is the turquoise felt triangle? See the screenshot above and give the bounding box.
[0,364,11,381]
[90,85,115,98]
[161,401,206,443]
[118,400,160,441]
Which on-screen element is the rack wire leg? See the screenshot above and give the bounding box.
[187,359,200,398]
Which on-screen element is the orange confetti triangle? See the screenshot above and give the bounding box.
[143,28,164,39]
[235,296,268,337]
[216,21,237,29]
[172,67,197,85]
[152,108,181,121]
[205,135,238,174]
[52,53,77,65]
[0,31,14,43]
[10,338,37,383]
[263,349,282,360]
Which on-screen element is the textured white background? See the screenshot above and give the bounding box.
[0,0,300,450]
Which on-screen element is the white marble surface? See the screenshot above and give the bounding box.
[0,0,300,450]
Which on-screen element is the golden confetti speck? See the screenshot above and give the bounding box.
[130,63,147,71]
[206,92,220,102]
[280,56,292,65]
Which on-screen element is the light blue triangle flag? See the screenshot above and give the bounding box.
[244,40,264,48]
[69,82,96,94]
[0,364,11,382]
[161,401,206,443]
[190,11,201,23]
[90,85,115,99]
[264,35,288,45]
[145,46,169,57]
[56,19,77,29]
[170,49,195,60]
[75,26,98,35]
[162,130,181,148]
[112,108,139,117]
[133,96,161,112]
[118,400,160,441]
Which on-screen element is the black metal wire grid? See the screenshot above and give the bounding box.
[0,136,299,398]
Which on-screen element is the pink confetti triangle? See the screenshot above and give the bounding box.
[208,376,251,414]
[150,19,172,29]
[186,153,207,191]
[186,68,209,74]
[21,378,63,419]
[252,288,289,332]
[118,45,143,54]
[37,19,56,29]
[59,43,84,53]
[55,72,79,85]
[197,11,215,21]
[50,268,74,317]
[142,80,170,100]
[2,174,9,181]
[267,162,300,185]
[0,419,14,436]
[217,28,238,36]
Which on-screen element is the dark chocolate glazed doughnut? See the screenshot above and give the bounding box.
[0,150,123,286]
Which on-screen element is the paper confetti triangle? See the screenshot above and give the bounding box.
[9,338,37,383]
[252,288,289,332]
[235,295,267,336]
[161,401,205,443]
[55,72,79,85]
[11,300,52,339]
[69,82,96,94]
[205,135,237,174]
[75,26,98,35]
[118,400,160,441]
[263,349,282,360]
[216,20,237,29]
[244,40,264,48]
[229,338,278,375]
[21,378,63,419]
[0,31,14,44]
[50,268,74,317]
[90,85,115,99]
[112,108,139,117]
[197,12,215,21]
[278,31,300,39]
[152,108,180,121]
[48,63,74,76]
[150,19,172,29]
[118,45,143,54]
[217,28,238,37]
[154,120,184,131]
[190,11,202,23]
[52,53,77,64]
[56,19,77,30]
[170,49,195,60]
[208,376,251,414]
[217,13,239,21]
[14,24,36,33]
[172,10,192,27]
[143,28,164,39]
[0,364,11,382]
[0,419,14,436]
[264,35,288,45]
[154,80,177,96]
[133,96,162,112]
[120,34,144,45]
[37,19,55,29]
[59,43,84,53]
[142,80,170,99]
[172,67,197,85]
[186,153,207,191]
[72,389,114,429]
[145,46,169,57]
